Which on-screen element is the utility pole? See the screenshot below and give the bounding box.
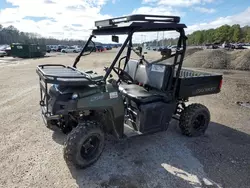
[162,31,165,46]
[141,34,144,45]
[157,32,159,47]
[140,34,146,47]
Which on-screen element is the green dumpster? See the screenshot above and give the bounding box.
[11,43,46,58]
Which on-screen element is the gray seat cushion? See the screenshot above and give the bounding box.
[124,59,139,80]
[134,64,148,85]
[134,63,173,91]
[119,84,152,98]
[119,84,166,103]
[146,63,173,91]
[119,59,173,103]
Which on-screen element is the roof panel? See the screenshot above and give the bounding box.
[95,14,181,28]
[92,22,187,35]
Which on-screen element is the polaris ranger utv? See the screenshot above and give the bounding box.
[36,14,223,169]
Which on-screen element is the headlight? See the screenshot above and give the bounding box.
[72,93,79,100]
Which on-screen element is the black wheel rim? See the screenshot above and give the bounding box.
[193,114,206,131]
[80,135,100,160]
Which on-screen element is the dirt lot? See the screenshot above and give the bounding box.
[184,48,250,71]
[0,50,250,188]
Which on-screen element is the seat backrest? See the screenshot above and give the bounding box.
[124,59,139,80]
[134,64,148,85]
[135,63,173,91]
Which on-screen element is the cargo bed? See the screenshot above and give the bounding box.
[174,68,223,98]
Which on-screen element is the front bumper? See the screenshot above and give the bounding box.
[39,83,78,129]
[40,105,61,128]
[40,97,77,127]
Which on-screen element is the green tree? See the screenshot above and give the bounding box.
[214,25,231,43]
[231,24,241,42]
[0,25,88,46]
[241,26,250,42]
[245,28,250,42]
[203,29,215,43]
[191,31,204,45]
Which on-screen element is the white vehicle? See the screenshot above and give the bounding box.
[61,46,80,53]
[170,45,178,52]
[0,50,7,57]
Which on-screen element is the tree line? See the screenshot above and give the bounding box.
[1,24,250,47]
[187,24,250,45]
[145,24,250,46]
[0,25,86,46]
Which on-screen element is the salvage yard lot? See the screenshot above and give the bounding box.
[0,49,250,188]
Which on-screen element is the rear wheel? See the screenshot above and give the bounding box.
[63,121,105,168]
[179,103,210,137]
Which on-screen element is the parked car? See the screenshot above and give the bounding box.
[0,50,7,57]
[170,45,178,52]
[56,45,68,52]
[95,45,105,52]
[46,45,51,53]
[158,46,168,51]
[155,46,168,52]
[105,45,112,50]
[230,43,246,50]
[73,47,81,53]
[0,45,11,56]
[49,45,57,52]
[205,43,219,49]
[4,46,11,56]
[152,47,158,51]
[61,46,81,53]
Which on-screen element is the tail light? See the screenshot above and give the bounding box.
[219,79,223,89]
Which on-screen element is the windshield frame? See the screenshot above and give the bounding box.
[72,35,96,68]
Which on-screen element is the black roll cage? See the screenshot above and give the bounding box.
[73,14,187,94]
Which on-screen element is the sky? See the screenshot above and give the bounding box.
[0,0,250,43]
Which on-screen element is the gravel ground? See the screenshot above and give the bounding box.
[184,49,250,71]
[0,50,250,188]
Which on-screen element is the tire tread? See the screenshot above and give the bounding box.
[179,103,210,137]
[64,120,104,168]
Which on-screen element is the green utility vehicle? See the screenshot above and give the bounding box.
[36,14,223,168]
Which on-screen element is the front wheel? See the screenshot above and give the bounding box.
[63,121,105,169]
[179,103,210,137]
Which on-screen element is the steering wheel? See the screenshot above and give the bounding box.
[112,66,134,83]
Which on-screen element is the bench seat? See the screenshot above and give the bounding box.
[118,59,173,103]
[119,83,166,103]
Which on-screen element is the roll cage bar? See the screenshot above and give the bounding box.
[73,14,187,93]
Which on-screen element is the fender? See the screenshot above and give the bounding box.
[71,83,125,139]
